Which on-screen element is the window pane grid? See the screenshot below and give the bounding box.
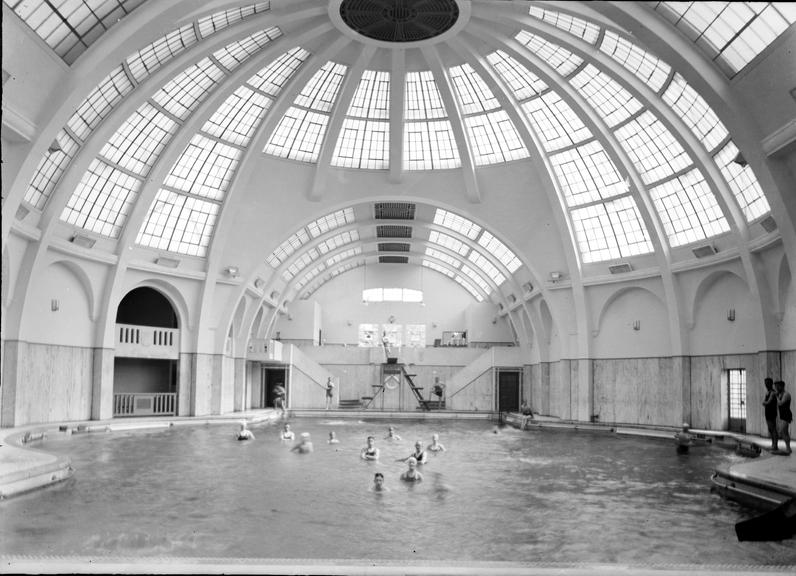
[347,70,390,119]
[434,209,481,239]
[429,230,470,256]
[307,208,355,238]
[67,66,134,140]
[478,230,522,273]
[486,50,548,102]
[468,250,505,285]
[100,102,178,176]
[528,5,601,44]
[317,230,359,254]
[264,107,329,163]
[331,119,390,169]
[448,63,500,115]
[522,91,593,151]
[404,71,448,120]
[714,141,770,221]
[550,141,626,206]
[728,368,747,419]
[464,111,530,165]
[614,111,692,184]
[460,264,492,294]
[163,135,241,200]
[454,275,484,301]
[662,73,729,153]
[248,47,310,97]
[126,25,197,83]
[599,30,671,93]
[650,168,731,246]
[151,59,225,120]
[652,2,796,76]
[212,27,282,72]
[136,189,219,257]
[197,2,271,38]
[61,158,141,238]
[202,86,271,147]
[423,259,455,278]
[571,196,653,262]
[515,30,584,77]
[24,130,80,210]
[404,121,461,170]
[7,0,145,64]
[267,228,310,267]
[293,61,347,112]
[570,64,643,127]
[425,247,461,268]
[326,246,361,267]
[284,249,319,280]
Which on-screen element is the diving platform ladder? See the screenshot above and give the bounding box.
[361,362,431,411]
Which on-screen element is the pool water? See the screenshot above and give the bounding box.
[1,418,795,565]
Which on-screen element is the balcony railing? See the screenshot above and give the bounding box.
[114,393,176,417]
[116,324,179,359]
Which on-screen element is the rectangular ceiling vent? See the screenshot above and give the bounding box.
[378,242,410,252]
[760,215,777,233]
[70,232,96,249]
[155,256,180,268]
[379,255,409,264]
[608,263,633,274]
[692,244,717,259]
[377,225,412,238]
[375,202,415,220]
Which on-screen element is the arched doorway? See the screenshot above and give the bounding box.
[113,287,180,417]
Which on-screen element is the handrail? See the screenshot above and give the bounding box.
[447,367,494,399]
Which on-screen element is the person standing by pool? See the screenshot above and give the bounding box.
[325,377,335,411]
[400,457,423,482]
[775,380,792,454]
[427,433,446,453]
[361,435,380,460]
[273,385,287,417]
[397,440,428,464]
[763,377,779,451]
[280,423,295,441]
[291,432,314,454]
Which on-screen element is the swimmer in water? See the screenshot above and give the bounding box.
[291,432,314,454]
[674,423,693,454]
[400,457,423,482]
[372,472,388,492]
[360,435,380,460]
[328,431,340,444]
[397,440,428,464]
[236,422,254,441]
[385,425,402,441]
[280,423,295,441]
[427,433,446,453]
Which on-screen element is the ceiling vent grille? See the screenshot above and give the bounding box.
[375,202,416,220]
[378,242,410,252]
[377,225,412,238]
[379,255,408,264]
[608,263,633,274]
[155,256,180,268]
[70,233,96,249]
[692,244,717,259]
[760,215,777,233]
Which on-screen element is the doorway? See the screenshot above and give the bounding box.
[727,368,747,433]
[497,369,521,413]
[261,366,288,409]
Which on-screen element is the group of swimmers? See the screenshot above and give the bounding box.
[236,420,447,490]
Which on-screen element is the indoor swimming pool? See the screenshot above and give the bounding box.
[1,418,794,567]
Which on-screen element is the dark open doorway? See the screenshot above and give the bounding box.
[497,369,521,413]
[262,366,288,408]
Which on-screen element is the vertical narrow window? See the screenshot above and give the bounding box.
[727,368,747,432]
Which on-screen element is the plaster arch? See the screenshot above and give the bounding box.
[592,285,671,358]
[594,285,665,338]
[689,269,748,331]
[125,278,191,335]
[777,254,796,347]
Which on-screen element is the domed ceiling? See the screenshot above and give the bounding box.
[6,0,795,310]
